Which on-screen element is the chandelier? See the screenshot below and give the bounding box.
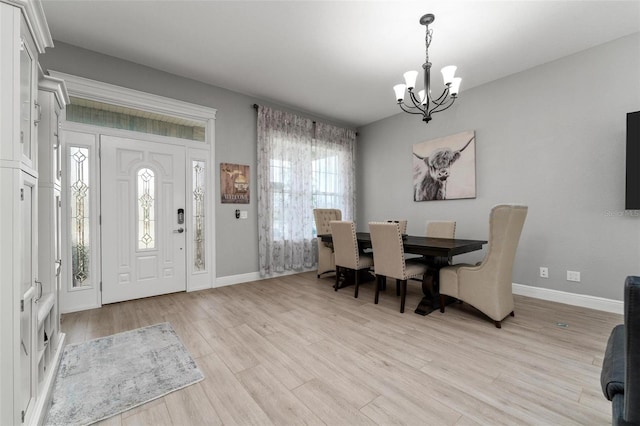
[393,13,461,123]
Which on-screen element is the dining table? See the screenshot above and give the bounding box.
[319,232,487,315]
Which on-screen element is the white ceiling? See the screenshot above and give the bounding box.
[41,0,640,128]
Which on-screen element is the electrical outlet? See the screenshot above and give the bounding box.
[539,267,548,278]
[567,270,581,282]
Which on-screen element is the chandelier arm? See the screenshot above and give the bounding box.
[430,96,453,108]
[431,87,450,104]
[399,103,427,115]
[432,98,455,109]
[398,99,424,111]
[428,97,456,115]
[407,90,423,108]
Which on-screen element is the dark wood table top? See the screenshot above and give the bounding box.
[320,232,487,258]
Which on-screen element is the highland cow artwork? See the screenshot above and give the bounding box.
[412,131,476,201]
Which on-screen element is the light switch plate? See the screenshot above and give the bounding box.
[240,210,248,219]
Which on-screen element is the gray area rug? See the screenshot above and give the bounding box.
[45,322,204,426]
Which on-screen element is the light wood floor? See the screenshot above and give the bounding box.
[60,272,621,425]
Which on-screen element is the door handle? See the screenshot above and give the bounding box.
[173,228,184,234]
[34,280,42,302]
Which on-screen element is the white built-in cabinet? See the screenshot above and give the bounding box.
[34,71,68,424]
[0,1,63,425]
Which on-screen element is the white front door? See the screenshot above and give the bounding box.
[101,135,186,304]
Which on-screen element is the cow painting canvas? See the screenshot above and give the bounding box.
[412,130,476,201]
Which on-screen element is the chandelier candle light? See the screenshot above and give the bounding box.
[393,13,461,123]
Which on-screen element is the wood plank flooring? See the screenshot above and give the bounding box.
[60,272,621,425]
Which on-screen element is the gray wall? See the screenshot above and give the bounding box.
[40,34,640,299]
[357,33,640,301]
[39,42,352,278]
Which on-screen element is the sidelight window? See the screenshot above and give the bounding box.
[192,161,205,271]
[70,147,90,287]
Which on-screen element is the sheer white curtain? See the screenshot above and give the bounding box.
[257,106,356,277]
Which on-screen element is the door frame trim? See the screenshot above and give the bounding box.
[48,71,217,123]
[54,72,216,312]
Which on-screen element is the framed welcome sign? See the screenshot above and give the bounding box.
[220,163,250,204]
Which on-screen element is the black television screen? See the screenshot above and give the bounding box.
[627,111,640,210]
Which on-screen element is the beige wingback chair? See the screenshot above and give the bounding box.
[369,222,428,313]
[439,204,528,328]
[330,221,374,298]
[313,208,342,278]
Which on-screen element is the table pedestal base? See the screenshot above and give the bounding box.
[414,257,450,316]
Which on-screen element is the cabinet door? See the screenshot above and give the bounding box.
[19,172,37,423]
[19,18,38,171]
[19,295,34,423]
[54,189,62,341]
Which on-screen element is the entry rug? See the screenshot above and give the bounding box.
[45,322,204,426]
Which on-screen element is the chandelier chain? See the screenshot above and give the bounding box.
[425,28,432,64]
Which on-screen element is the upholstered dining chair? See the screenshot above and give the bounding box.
[426,220,457,266]
[369,222,429,313]
[386,220,408,235]
[330,221,374,298]
[313,208,342,278]
[426,220,456,239]
[439,204,528,328]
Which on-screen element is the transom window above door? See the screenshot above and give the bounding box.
[66,96,206,142]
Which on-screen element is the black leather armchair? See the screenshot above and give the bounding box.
[601,276,640,425]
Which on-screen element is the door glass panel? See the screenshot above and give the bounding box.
[20,38,33,159]
[137,168,156,250]
[70,147,90,287]
[193,161,205,271]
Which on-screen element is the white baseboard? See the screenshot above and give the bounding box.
[215,268,316,288]
[188,283,215,292]
[215,272,263,288]
[512,283,623,315]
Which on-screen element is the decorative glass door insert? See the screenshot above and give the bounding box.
[192,161,205,271]
[137,168,156,250]
[69,147,90,287]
